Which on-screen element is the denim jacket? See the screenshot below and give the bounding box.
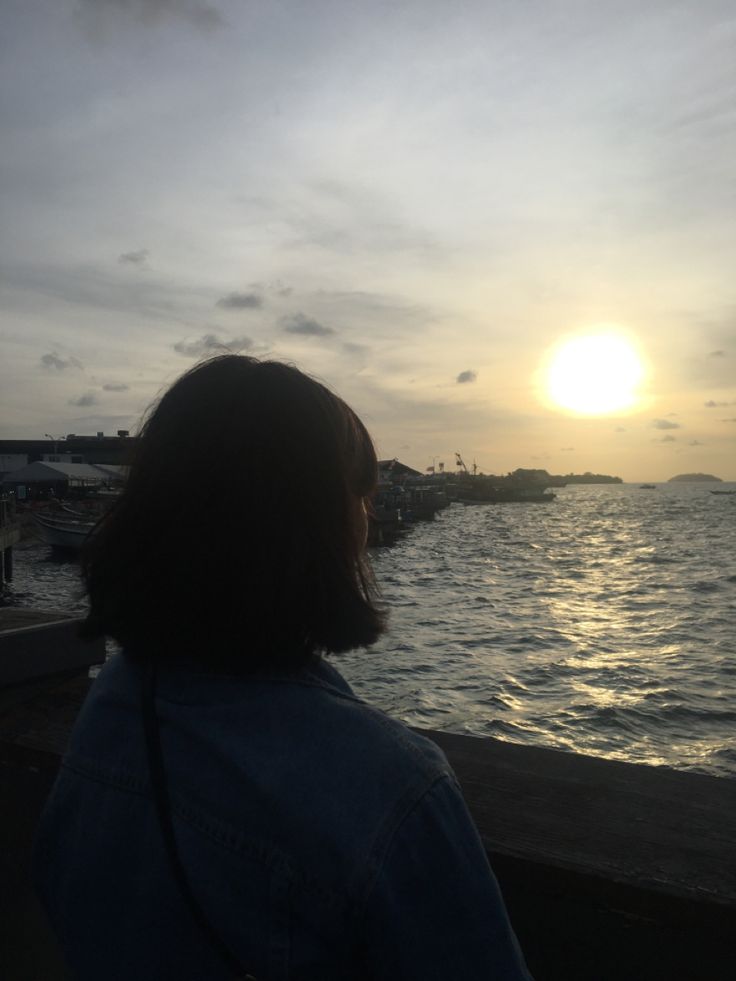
[33,652,532,980]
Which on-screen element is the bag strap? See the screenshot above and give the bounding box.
[140,660,255,980]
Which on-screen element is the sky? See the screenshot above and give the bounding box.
[1,0,734,481]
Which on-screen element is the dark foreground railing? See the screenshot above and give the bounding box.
[1,615,734,980]
[0,496,21,585]
[422,730,735,980]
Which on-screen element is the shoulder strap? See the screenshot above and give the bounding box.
[140,660,255,980]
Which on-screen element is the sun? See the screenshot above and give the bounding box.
[543,332,645,415]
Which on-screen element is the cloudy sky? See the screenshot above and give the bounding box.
[2,0,734,480]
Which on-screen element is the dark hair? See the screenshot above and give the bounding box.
[80,356,385,670]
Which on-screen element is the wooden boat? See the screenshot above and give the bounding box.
[451,468,556,504]
[710,490,736,495]
[32,513,95,551]
[639,484,657,489]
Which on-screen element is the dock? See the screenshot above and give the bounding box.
[0,496,21,585]
[1,613,734,979]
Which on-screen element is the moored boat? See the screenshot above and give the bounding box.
[32,513,96,551]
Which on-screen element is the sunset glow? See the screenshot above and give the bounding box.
[1,2,734,480]
[545,334,645,416]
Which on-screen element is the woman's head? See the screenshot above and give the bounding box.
[80,356,385,669]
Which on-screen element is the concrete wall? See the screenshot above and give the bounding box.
[1,647,734,980]
[0,618,105,686]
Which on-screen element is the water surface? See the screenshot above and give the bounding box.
[5,483,735,776]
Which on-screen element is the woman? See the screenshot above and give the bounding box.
[33,356,532,980]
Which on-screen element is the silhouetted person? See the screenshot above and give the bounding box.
[33,356,532,980]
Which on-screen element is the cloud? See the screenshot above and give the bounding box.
[75,0,224,33]
[560,447,575,451]
[456,370,477,384]
[216,292,263,310]
[652,419,681,430]
[103,383,129,392]
[173,333,252,357]
[709,350,726,357]
[342,341,368,356]
[722,417,736,423]
[705,399,736,407]
[614,427,626,432]
[281,179,441,259]
[40,352,83,371]
[248,279,292,297]
[689,440,704,446]
[282,313,334,337]
[654,435,677,443]
[68,393,97,407]
[118,249,149,266]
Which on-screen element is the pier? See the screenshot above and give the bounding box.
[1,614,734,980]
[0,496,21,586]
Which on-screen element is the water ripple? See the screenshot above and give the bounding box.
[4,483,735,778]
[341,482,736,778]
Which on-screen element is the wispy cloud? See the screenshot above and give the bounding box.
[75,0,224,33]
[173,333,252,357]
[216,292,263,310]
[652,419,681,430]
[654,435,677,443]
[709,350,726,357]
[705,399,736,407]
[118,249,149,266]
[342,341,368,356]
[282,313,334,337]
[456,370,477,384]
[40,352,83,371]
[8,262,201,323]
[279,180,441,260]
[248,280,292,298]
[68,392,97,407]
[103,383,129,392]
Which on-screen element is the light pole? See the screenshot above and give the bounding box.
[44,434,65,456]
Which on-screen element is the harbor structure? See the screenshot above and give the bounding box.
[0,495,21,585]
[0,433,134,475]
[1,462,126,502]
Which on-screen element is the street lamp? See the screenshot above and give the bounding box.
[44,434,65,456]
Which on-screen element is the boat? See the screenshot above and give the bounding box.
[710,490,736,495]
[33,512,96,551]
[453,470,556,504]
[639,484,657,490]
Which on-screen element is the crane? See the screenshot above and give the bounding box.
[455,452,479,475]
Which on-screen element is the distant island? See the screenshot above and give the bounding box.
[501,469,622,486]
[668,473,722,483]
[557,472,623,485]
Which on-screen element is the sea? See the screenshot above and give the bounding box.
[4,482,736,778]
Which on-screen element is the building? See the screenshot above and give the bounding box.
[1,462,126,501]
[0,433,135,473]
[377,459,423,481]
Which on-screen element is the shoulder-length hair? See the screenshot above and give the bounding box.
[80,356,385,670]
